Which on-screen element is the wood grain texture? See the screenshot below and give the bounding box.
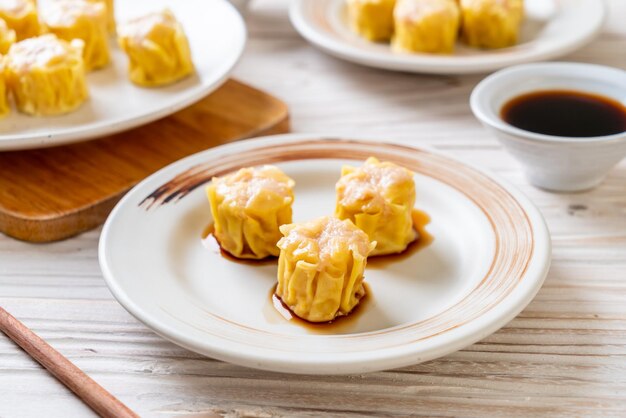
[0,79,289,243]
[0,0,625,417]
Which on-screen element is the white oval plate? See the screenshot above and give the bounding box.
[0,0,246,150]
[99,134,551,374]
[289,0,604,74]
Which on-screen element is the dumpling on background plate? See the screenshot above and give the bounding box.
[43,0,110,71]
[117,9,195,87]
[347,0,396,42]
[392,0,460,54]
[460,0,524,49]
[0,0,41,40]
[0,18,16,54]
[0,59,9,118]
[85,0,115,34]
[4,34,88,116]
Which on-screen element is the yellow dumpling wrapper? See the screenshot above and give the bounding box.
[0,0,40,40]
[0,60,9,118]
[0,18,16,54]
[5,34,89,116]
[43,0,110,71]
[276,216,376,323]
[118,9,194,87]
[85,0,115,34]
[392,0,460,54]
[207,165,295,260]
[460,0,524,49]
[347,0,396,42]
[335,157,417,256]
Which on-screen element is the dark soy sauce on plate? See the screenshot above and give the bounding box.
[501,90,626,137]
[266,283,371,334]
[201,223,276,266]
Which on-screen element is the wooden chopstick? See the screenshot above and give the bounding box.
[0,307,139,418]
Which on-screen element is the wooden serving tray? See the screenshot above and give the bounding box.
[0,79,289,242]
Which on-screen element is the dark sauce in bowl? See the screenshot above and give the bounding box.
[501,90,626,137]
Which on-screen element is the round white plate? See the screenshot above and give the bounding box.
[289,0,604,74]
[99,134,551,374]
[0,0,246,150]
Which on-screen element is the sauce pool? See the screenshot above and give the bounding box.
[264,283,372,334]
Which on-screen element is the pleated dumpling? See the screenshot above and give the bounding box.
[0,0,40,40]
[43,0,110,71]
[118,9,194,87]
[392,0,460,54]
[5,34,88,116]
[335,157,417,256]
[460,0,524,49]
[276,216,376,323]
[0,18,16,54]
[207,165,295,260]
[347,0,396,42]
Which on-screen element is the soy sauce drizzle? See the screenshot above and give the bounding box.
[201,223,276,266]
[265,283,372,334]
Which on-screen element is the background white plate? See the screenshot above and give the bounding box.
[289,0,604,74]
[99,134,551,374]
[0,0,246,150]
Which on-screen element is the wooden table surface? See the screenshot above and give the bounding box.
[1,1,625,417]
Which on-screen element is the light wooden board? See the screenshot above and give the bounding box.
[0,79,289,243]
[0,1,625,417]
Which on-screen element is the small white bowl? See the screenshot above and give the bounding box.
[470,62,626,192]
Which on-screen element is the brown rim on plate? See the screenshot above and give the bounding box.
[138,138,533,352]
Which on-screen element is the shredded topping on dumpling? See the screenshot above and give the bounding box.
[395,0,459,22]
[278,216,374,267]
[6,34,83,73]
[0,0,30,15]
[44,0,105,27]
[212,165,295,210]
[118,9,180,44]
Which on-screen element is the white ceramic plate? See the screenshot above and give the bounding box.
[99,134,551,374]
[0,0,246,150]
[289,0,604,74]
